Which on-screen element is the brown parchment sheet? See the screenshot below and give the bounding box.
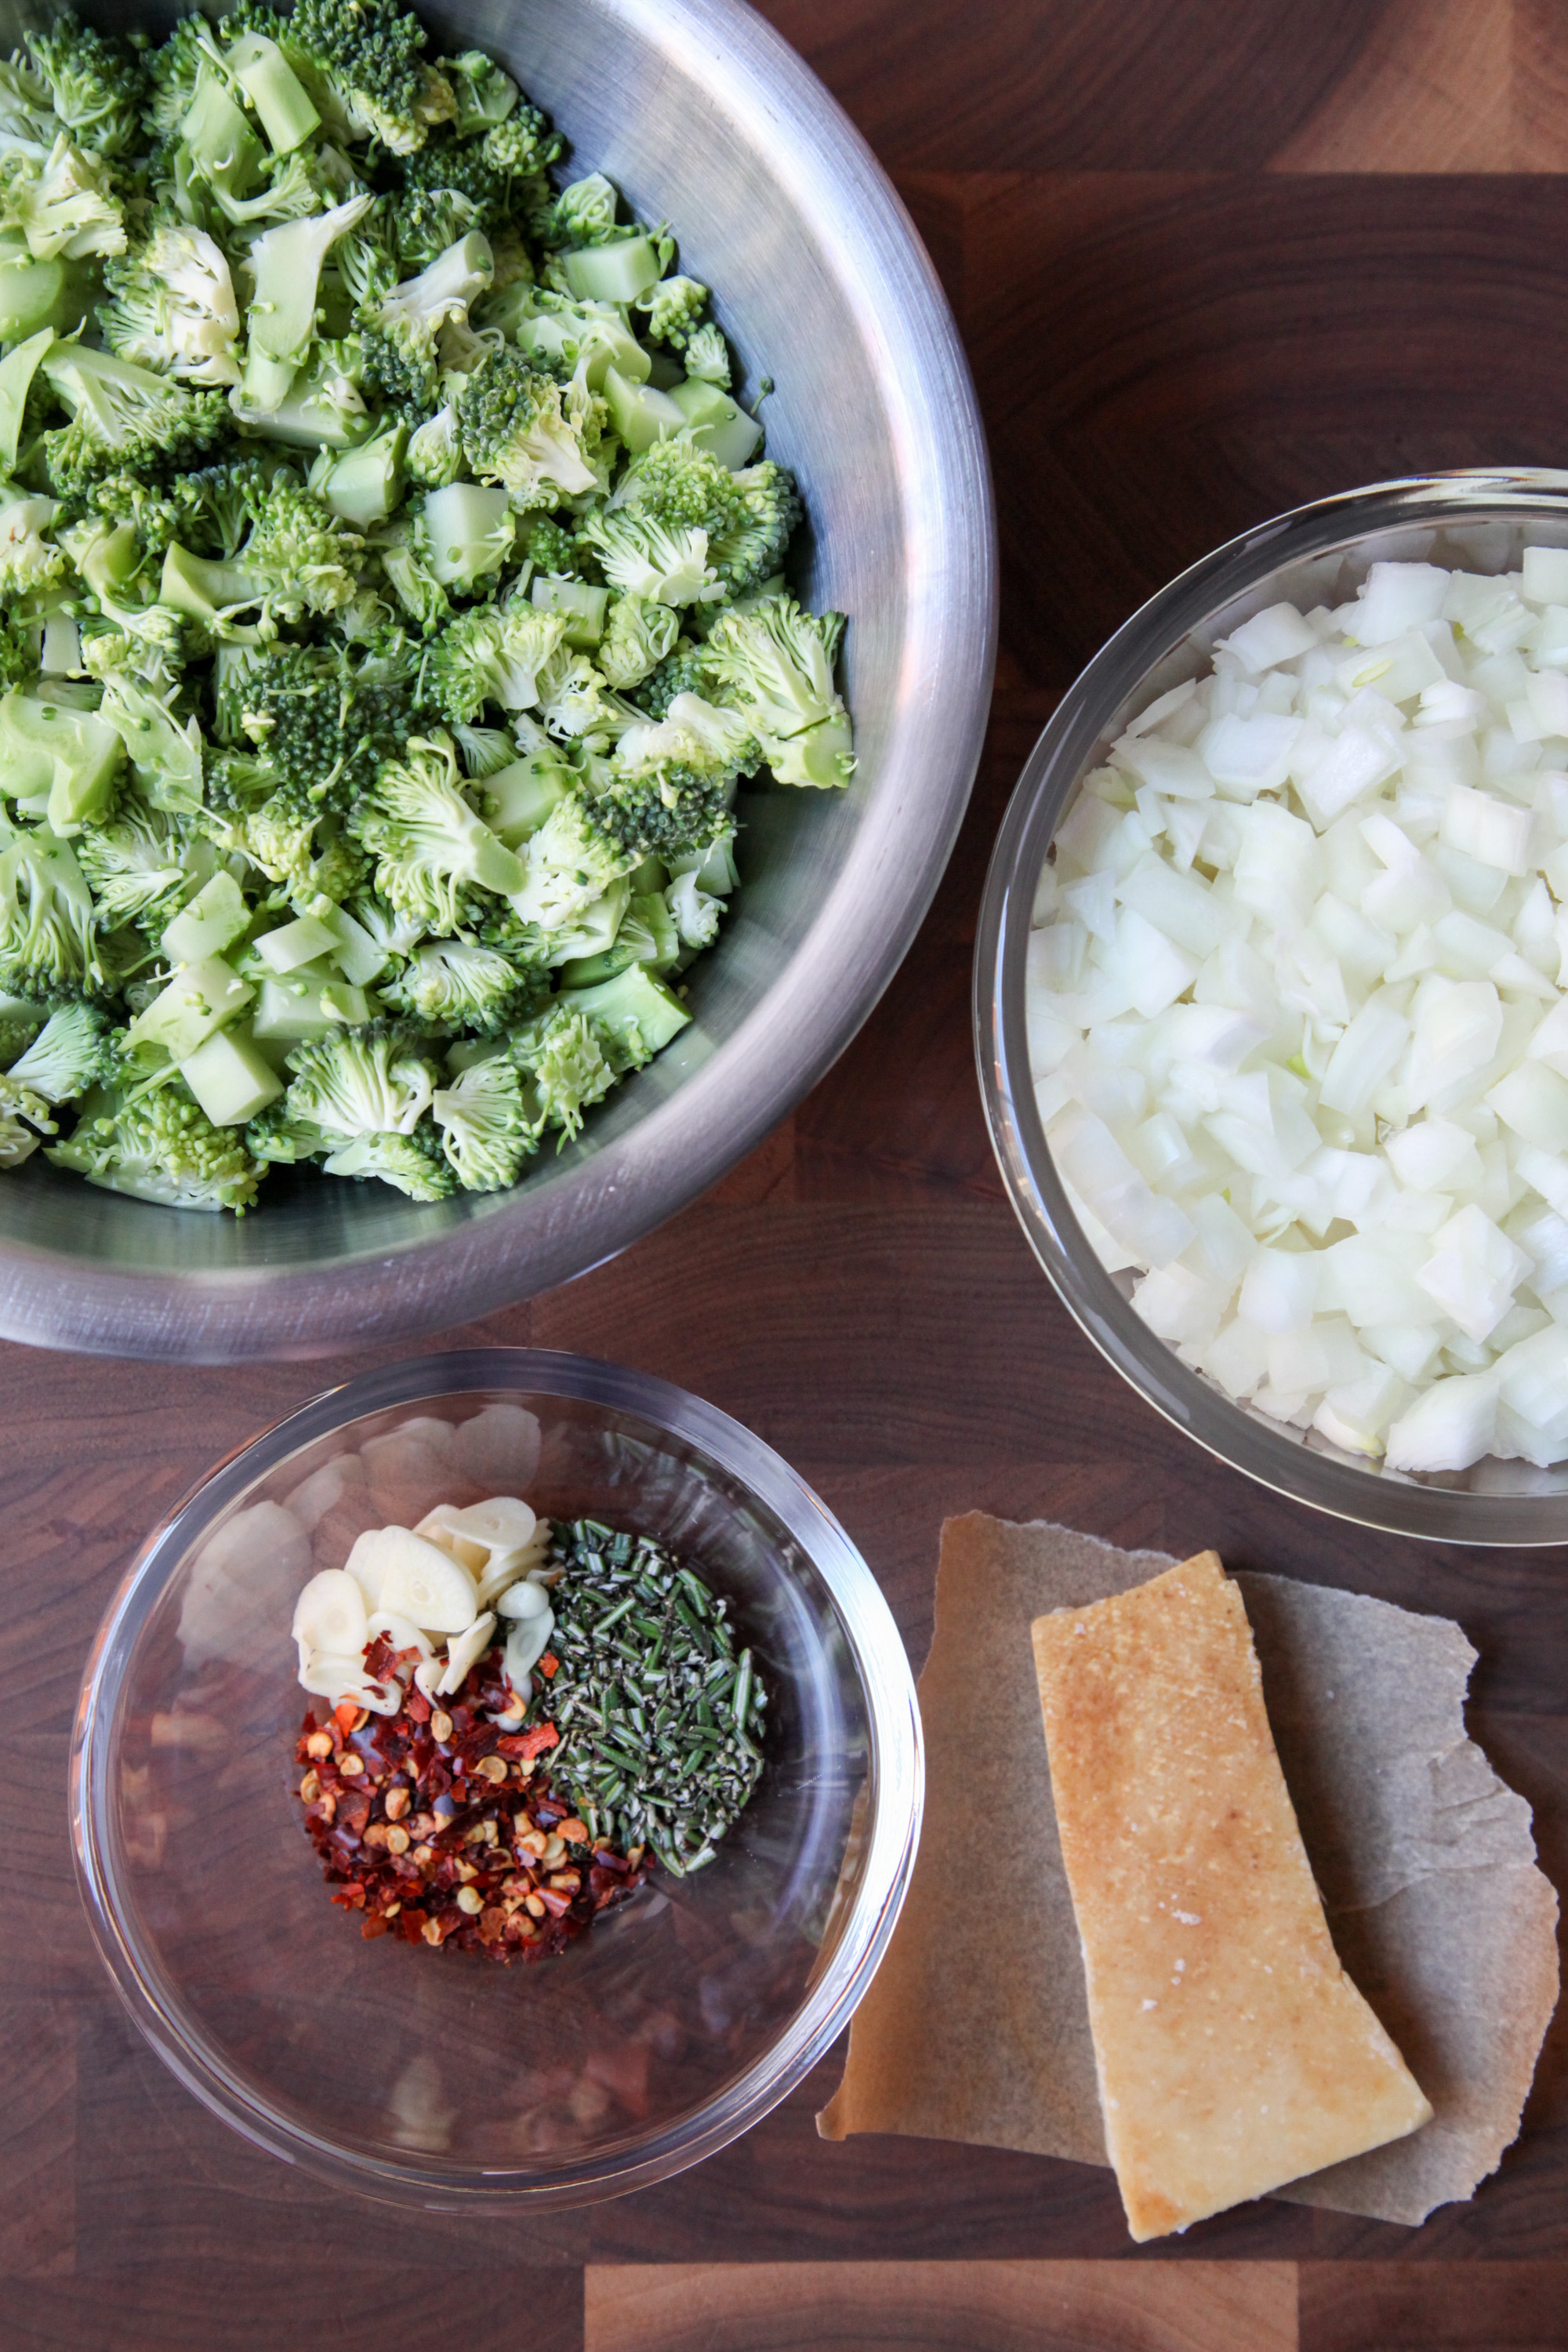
[817,1515,1560,2227]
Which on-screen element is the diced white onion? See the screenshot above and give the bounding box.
[1025,550,1568,1469]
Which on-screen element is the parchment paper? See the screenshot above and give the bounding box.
[818,1515,1560,2227]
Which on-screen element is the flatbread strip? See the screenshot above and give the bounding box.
[1032,1549,1433,2241]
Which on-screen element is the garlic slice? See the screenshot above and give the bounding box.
[367,1608,434,1661]
[495,1575,549,1621]
[291,1569,368,1657]
[358,1527,479,1633]
[414,1504,489,1576]
[504,1607,554,1691]
[436,1610,497,1697]
[298,1648,374,1700]
[452,1496,536,1551]
[344,1527,393,1610]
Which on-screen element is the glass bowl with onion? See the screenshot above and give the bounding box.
[71,1348,920,2209]
[978,468,1568,1544]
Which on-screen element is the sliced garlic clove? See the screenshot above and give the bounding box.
[298,1648,375,1700]
[415,1504,489,1576]
[435,1610,497,1697]
[495,1575,550,1621]
[291,1568,368,1657]
[360,1677,404,1716]
[451,1496,536,1551]
[367,1608,434,1661]
[412,1654,445,1702]
[504,1608,554,1690]
[366,1528,479,1634]
[343,1526,397,1611]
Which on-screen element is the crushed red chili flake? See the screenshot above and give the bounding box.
[294,1643,648,1964]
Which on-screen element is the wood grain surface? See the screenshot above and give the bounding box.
[7,2,1568,2347]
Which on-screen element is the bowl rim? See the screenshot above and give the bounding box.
[0,0,998,1365]
[70,1345,924,2209]
[975,465,1568,1548]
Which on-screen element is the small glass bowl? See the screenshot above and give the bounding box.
[977,468,1568,1545]
[71,1348,921,2209]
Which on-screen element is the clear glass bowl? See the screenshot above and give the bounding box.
[71,1349,921,2209]
[977,468,1568,1545]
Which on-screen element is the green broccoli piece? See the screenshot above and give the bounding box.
[238,191,375,407]
[25,14,148,159]
[350,733,524,931]
[282,1020,439,1141]
[583,507,721,609]
[636,273,708,349]
[508,791,637,935]
[0,58,60,151]
[284,0,445,155]
[707,461,804,598]
[146,13,212,140]
[74,800,191,935]
[382,936,530,1033]
[100,222,243,389]
[388,183,482,272]
[372,515,452,633]
[546,173,620,250]
[405,401,461,488]
[333,196,402,314]
[517,511,588,577]
[96,677,205,815]
[244,1096,328,1164]
[597,593,683,691]
[0,132,125,262]
[0,492,69,603]
[430,1050,537,1189]
[234,638,418,813]
[165,457,273,559]
[359,229,492,414]
[42,342,230,494]
[422,604,567,724]
[514,1002,615,1142]
[319,1122,456,1196]
[162,482,365,632]
[601,443,801,602]
[682,322,731,388]
[455,345,601,507]
[4,996,110,1105]
[480,103,563,181]
[438,50,518,137]
[48,1070,264,1210]
[0,1070,53,1164]
[534,648,638,749]
[0,826,105,1001]
[702,592,855,788]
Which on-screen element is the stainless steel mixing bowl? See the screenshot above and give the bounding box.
[978,470,1568,1545]
[0,0,996,1362]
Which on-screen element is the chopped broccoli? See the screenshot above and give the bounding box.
[350,731,524,931]
[382,936,531,1033]
[49,1071,264,1209]
[282,1021,439,1138]
[0,2,847,1215]
[455,344,600,506]
[431,1051,538,1189]
[100,223,242,388]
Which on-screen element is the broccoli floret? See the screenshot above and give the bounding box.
[583,508,722,609]
[382,936,530,1033]
[100,223,242,388]
[481,103,563,181]
[421,604,567,724]
[319,1121,456,1196]
[405,401,460,488]
[597,593,683,691]
[702,592,855,788]
[601,443,800,601]
[4,996,110,1104]
[0,132,125,263]
[583,689,756,856]
[234,638,418,812]
[707,461,803,599]
[388,182,482,271]
[97,677,205,815]
[636,273,708,349]
[74,801,190,935]
[438,50,518,138]
[238,191,375,406]
[682,322,731,388]
[245,1096,328,1164]
[146,13,213,140]
[334,195,401,314]
[360,229,492,413]
[455,345,600,508]
[546,173,620,251]
[25,14,148,160]
[0,492,69,602]
[42,343,230,494]
[372,515,451,633]
[0,58,60,152]
[282,1020,439,1139]
[431,1050,537,1189]
[534,647,639,748]
[162,482,365,631]
[514,1002,615,1142]
[509,790,636,935]
[0,1070,52,1165]
[0,826,104,1001]
[350,732,524,931]
[168,456,273,559]
[284,0,442,155]
[48,1072,264,1210]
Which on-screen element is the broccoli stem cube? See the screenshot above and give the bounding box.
[127,956,254,1060]
[181,70,265,203]
[560,963,690,1057]
[252,914,341,975]
[0,327,53,473]
[316,904,389,988]
[160,543,261,627]
[227,33,321,155]
[0,258,93,344]
[667,379,763,471]
[423,480,514,587]
[561,235,663,306]
[178,1023,284,1127]
[163,873,251,967]
[0,689,125,836]
[477,751,572,846]
[251,969,370,1041]
[314,421,406,525]
[603,365,686,454]
[531,573,608,648]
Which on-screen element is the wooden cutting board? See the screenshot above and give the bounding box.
[6,4,1565,2345]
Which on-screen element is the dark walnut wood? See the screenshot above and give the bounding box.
[5,2,1567,2343]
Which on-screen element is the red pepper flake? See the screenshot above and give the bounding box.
[292,1658,644,1967]
[537,1652,558,1679]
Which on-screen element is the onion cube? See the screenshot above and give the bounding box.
[1522,546,1568,607]
[1385,1371,1499,1472]
[1486,1061,1568,1150]
[1239,1247,1317,1333]
[1200,711,1301,800]
[1352,562,1450,647]
[1216,602,1319,674]
[1414,1203,1533,1341]
[1296,724,1401,826]
[1439,783,1533,875]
